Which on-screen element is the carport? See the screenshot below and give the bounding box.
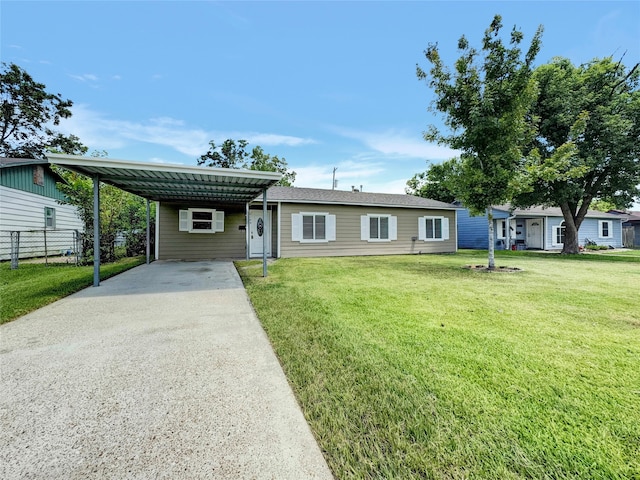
[46,154,281,285]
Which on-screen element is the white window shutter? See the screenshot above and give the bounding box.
[215,210,225,232]
[599,220,611,238]
[442,217,450,240]
[389,216,397,241]
[179,210,190,231]
[326,214,336,241]
[291,214,302,241]
[418,217,426,241]
[361,215,369,240]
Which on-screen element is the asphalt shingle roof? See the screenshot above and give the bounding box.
[493,204,621,219]
[260,186,458,210]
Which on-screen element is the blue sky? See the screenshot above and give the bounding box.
[2,1,639,197]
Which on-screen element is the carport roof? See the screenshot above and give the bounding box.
[46,154,282,204]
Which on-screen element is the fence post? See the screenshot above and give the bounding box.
[44,229,48,266]
[74,230,80,265]
[10,231,20,270]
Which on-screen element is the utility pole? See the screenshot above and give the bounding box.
[332,167,338,190]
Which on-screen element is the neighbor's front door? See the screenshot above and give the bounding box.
[250,211,271,258]
[526,219,543,249]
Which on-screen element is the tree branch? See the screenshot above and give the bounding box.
[609,60,639,98]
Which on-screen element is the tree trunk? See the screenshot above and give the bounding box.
[562,220,579,254]
[559,201,590,254]
[487,209,495,269]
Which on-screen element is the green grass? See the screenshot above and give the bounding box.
[237,251,640,479]
[0,256,146,324]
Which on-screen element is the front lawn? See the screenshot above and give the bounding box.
[0,256,146,324]
[237,251,640,479]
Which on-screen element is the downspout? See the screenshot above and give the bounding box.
[93,174,100,287]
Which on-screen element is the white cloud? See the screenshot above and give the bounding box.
[69,73,98,82]
[57,104,315,158]
[330,126,459,160]
[244,133,316,147]
[294,162,410,194]
[293,158,391,191]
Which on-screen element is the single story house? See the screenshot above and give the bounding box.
[45,155,458,278]
[0,158,83,260]
[457,204,624,250]
[158,186,459,260]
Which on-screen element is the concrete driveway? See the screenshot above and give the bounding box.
[0,261,333,479]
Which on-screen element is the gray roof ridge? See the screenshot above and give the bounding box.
[260,185,458,209]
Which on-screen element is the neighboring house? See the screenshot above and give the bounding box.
[0,158,83,260]
[608,209,640,248]
[457,204,624,250]
[157,186,459,260]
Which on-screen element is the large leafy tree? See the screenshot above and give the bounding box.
[0,62,82,158]
[405,158,458,203]
[514,57,640,253]
[415,15,543,268]
[247,145,296,186]
[198,138,296,186]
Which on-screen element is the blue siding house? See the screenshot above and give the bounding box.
[457,204,624,251]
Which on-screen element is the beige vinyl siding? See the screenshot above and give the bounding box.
[158,203,246,260]
[279,203,456,258]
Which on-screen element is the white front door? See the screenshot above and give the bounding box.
[526,219,543,249]
[250,211,271,258]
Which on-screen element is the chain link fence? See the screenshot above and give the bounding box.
[0,229,82,268]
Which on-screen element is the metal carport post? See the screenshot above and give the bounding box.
[46,154,282,284]
[146,199,151,265]
[262,187,268,277]
[93,174,100,287]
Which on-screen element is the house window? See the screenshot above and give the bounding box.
[553,221,565,246]
[360,215,397,242]
[303,214,325,240]
[418,216,450,241]
[44,207,56,229]
[179,209,224,233]
[599,220,612,238]
[291,212,336,243]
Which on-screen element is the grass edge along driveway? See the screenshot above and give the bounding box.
[0,256,146,324]
[237,251,640,479]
